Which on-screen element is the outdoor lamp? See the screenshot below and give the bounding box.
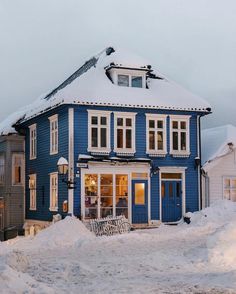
[57,157,75,189]
[57,157,69,175]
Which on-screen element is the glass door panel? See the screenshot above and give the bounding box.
[116,174,128,218]
[84,174,98,218]
[100,174,113,218]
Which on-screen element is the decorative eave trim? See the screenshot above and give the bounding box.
[16,100,211,126]
[147,153,167,158]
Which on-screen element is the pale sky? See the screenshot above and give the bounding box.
[0,0,236,128]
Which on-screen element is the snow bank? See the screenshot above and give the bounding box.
[29,216,94,250]
[187,200,236,228]
[207,221,236,269]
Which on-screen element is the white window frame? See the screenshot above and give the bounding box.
[223,177,236,201]
[169,115,191,157]
[0,154,5,186]
[87,110,111,154]
[12,153,25,186]
[29,124,37,160]
[49,172,58,211]
[49,114,58,155]
[29,174,36,210]
[114,112,137,155]
[145,114,167,156]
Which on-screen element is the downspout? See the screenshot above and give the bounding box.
[198,115,203,210]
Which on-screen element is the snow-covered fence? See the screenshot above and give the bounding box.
[90,215,131,236]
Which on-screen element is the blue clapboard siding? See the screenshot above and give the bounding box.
[23,105,69,221]
[73,105,202,220]
[21,103,203,222]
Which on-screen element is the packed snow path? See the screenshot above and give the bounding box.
[1,201,236,293]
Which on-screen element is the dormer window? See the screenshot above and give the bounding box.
[117,74,143,88]
[108,67,146,88]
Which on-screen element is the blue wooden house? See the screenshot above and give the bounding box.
[15,47,211,226]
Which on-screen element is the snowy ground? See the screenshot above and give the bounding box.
[1,200,236,294]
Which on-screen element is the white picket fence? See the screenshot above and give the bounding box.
[90,215,131,236]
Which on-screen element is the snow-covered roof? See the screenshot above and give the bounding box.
[0,46,211,135]
[201,124,236,167]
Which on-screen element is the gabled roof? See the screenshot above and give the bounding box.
[201,124,236,168]
[0,46,211,135]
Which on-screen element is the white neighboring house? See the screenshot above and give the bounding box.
[201,124,236,207]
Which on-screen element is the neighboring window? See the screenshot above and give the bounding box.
[114,112,136,154]
[170,116,190,155]
[0,155,5,185]
[117,73,143,88]
[50,173,58,211]
[223,177,236,201]
[88,110,111,153]
[29,124,37,159]
[146,114,167,155]
[12,154,24,185]
[49,114,58,155]
[29,174,36,210]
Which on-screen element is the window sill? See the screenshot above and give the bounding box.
[29,208,37,211]
[114,149,135,157]
[49,207,58,212]
[170,152,190,158]
[50,151,58,156]
[88,148,111,156]
[147,152,167,158]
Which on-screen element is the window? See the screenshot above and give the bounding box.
[50,173,58,211]
[114,112,136,154]
[170,115,190,156]
[0,155,5,185]
[29,174,36,210]
[134,183,145,205]
[88,110,111,153]
[29,124,37,159]
[12,154,24,185]
[117,73,144,88]
[84,173,129,219]
[223,177,236,201]
[146,114,167,155]
[118,75,129,87]
[49,114,58,154]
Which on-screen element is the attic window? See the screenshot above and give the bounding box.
[117,74,143,88]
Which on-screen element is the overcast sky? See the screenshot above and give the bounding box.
[0,0,236,128]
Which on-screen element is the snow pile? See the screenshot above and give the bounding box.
[187,200,236,228]
[207,221,236,269]
[10,217,95,253]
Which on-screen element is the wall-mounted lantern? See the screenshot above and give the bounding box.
[57,157,76,189]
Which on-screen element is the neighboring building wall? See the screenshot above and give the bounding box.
[204,150,236,204]
[0,135,25,230]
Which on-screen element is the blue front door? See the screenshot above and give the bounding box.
[161,181,182,222]
[132,180,148,224]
